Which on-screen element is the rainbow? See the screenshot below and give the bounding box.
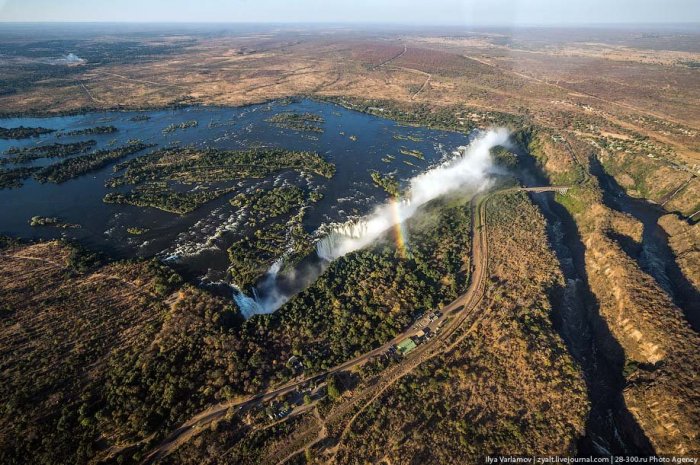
[390,198,410,259]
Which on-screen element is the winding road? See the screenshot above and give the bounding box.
[140,185,568,463]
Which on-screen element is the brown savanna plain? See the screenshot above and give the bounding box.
[0,24,699,464]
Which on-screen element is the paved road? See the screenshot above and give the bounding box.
[141,185,569,463]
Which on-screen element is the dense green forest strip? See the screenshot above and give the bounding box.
[0,126,55,139]
[33,142,154,183]
[332,191,587,462]
[0,166,39,189]
[320,96,523,133]
[107,147,335,188]
[2,140,97,164]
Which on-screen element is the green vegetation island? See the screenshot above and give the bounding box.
[370,170,400,197]
[393,133,423,142]
[399,147,424,159]
[129,114,151,122]
[163,120,198,134]
[0,126,55,140]
[0,167,39,189]
[34,141,154,184]
[228,186,323,289]
[62,125,118,137]
[102,147,334,215]
[266,112,324,133]
[126,227,150,235]
[29,216,80,229]
[105,186,236,215]
[2,140,97,165]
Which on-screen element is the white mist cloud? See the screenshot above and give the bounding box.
[233,257,327,319]
[236,127,510,318]
[234,259,285,319]
[317,127,510,260]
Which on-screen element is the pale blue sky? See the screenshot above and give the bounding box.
[0,0,698,25]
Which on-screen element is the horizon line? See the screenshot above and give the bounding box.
[1,20,699,27]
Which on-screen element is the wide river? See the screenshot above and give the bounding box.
[0,99,472,283]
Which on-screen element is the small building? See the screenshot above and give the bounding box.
[397,338,418,355]
[287,355,304,373]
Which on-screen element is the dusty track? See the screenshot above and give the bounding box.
[411,72,431,100]
[371,44,407,70]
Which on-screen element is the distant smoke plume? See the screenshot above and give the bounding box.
[53,53,86,65]
[235,128,511,318]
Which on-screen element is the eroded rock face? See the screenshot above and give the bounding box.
[585,233,669,364]
[583,221,700,454]
[663,179,700,219]
[528,126,700,454]
[597,150,699,219]
[609,210,644,244]
[658,214,700,290]
[624,364,699,456]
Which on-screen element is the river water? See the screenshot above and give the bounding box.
[0,99,471,284]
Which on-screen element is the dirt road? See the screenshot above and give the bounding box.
[372,43,407,70]
[140,185,568,463]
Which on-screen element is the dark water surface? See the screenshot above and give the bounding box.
[0,99,471,281]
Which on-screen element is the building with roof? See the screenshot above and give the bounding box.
[397,338,418,355]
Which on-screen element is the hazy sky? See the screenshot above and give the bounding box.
[0,0,698,25]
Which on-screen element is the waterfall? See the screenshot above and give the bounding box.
[233,287,264,320]
[232,258,288,319]
[316,217,373,261]
[234,128,511,318]
[314,128,510,261]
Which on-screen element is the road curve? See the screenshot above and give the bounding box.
[141,185,568,463]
